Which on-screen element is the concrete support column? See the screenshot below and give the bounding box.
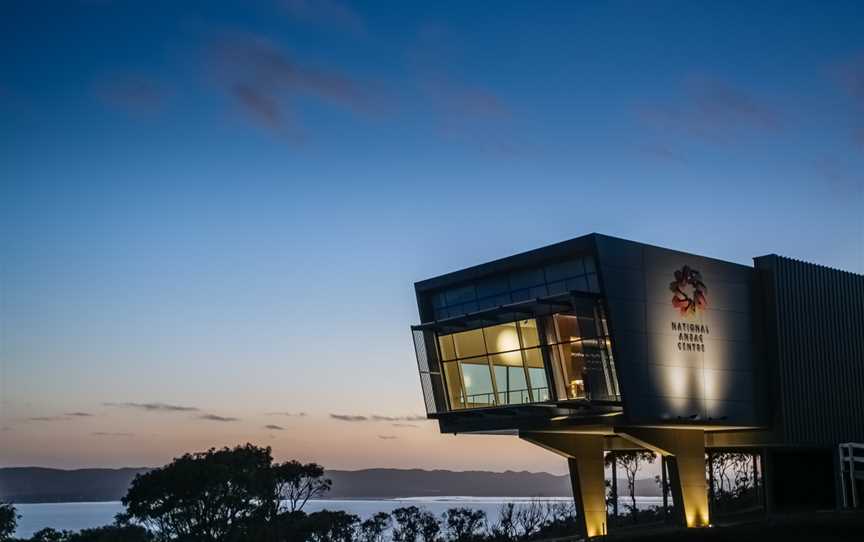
[521,432,607,539]
[617,428,710,528]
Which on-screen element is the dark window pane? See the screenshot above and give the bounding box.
[545,259,585,282]
[510,288,531,302]
[434,308,448,320]
[529,285,548,298]
[431,291,447,308]
[584,257,597,274]
[566,276,589,292]
[547,280,567,295]
[509,268,545,290]
[476,275,509,298]
[494,293,512,306]
[476,296,498,310]
[586,273,600,292]
[445,285,476,305]
[461,301,478,314]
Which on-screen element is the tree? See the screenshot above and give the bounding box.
[605,450,656,522]
[357,512,391,542]
[0,503,18,542]
[122,443,331,541]
[304,510,359,542]
[489,503,517,541]
[443,508,485,542]
[274,460,332,513]
[392,506,439,542]
[29,528,72,542]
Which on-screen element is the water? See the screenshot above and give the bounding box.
[13,497,666,538]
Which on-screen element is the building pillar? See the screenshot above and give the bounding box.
[521,432,607,538]
[617,428,710,528]
[761,447,775,515]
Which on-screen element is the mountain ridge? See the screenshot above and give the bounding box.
[0,467,662,503]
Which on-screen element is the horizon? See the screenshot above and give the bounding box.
[2,0,863,475]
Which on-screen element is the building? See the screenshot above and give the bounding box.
[409,233,864,538]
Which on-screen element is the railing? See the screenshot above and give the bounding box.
[461,387,550,409]
[839,442,864,509]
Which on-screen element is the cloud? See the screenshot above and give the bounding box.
[370,415,427,422]
[95,74,164,115]
[103,402,199,412]
[378,435,398,440]
[330,414,368,422]
[65,412,94,417]
[198,414,240,422]
[833,55,864,149]
[264,424,285,430]
[1,426,12,432]
[265,411,307,417]
[639,76,783,145]
[26,416,71,422]
[279,0,366,34]
[92,432,134,437]
[392,423,419,428]
[210,33,382,134]
[331,414,428,423]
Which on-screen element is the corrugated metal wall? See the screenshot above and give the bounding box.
[756,255,864,446]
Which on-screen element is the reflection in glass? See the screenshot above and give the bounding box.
[438,334,456,361]
[518,319,540,348]
[453,328,486,359]
[443,361,464,410]
[460,358,495,408]
[483,323,520,353]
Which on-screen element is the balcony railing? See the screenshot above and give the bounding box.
[459,387,550,409]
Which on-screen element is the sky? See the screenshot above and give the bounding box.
[1,1,863,474]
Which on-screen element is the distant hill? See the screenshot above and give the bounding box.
[0,467,661,503]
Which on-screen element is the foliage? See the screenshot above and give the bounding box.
[121,443,330,541]
[605,451,656,523]
[0,503,18,542]
[443,508,485,542]
[392,506,439,542]
[356,512,391,542]
[708,452,760,514]
[304,510,359,542]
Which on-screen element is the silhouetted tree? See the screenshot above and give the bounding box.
[122,443,330,541]
[28,528,72,542]
[303,510,359,542]
[276,460,332,513]
[489,503,517,541]
[0,503,17,542]
[357,512,391,542]
[605,450,655,522]
[392,506,439,542]
[443,508,486,542]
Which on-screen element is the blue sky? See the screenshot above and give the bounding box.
[1,1,862,471]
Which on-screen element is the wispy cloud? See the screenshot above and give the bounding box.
[27,416,71,422]
[265,411,307,417]
[639,75,783,147]
[198,414,240,422]
[371,415,427,422]
[92,432,134,438]
[330,414,368,422]
[331,414,428,423]
[264,424,285,430]
[210,33,382,134]
[1,426,12,432]
[378,435,398,440]
[279,0,366,34]
[833,55,864,150]
[65,412,94,417]
[103,402,199,412]
[392,423,419,428]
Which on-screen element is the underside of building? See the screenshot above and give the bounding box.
[410,233,864,538]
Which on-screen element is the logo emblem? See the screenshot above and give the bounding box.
[670,265,708,316]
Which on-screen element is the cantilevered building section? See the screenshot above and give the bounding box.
[409,233,864,538]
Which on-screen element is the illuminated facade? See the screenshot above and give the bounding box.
[410,234,864,537]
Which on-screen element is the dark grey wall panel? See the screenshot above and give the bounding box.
[596,235,762,426]
[756,255,864,447]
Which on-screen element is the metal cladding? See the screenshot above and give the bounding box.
[756,255,864,447]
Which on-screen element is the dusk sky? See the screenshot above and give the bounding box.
[1,1,863,474]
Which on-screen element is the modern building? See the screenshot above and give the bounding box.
[410,233,864,538]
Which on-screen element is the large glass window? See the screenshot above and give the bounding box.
[435,301,619,411]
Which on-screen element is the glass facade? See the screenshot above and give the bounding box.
[436,300,619,411]
[429,256,599,321]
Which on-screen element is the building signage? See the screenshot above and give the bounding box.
[670,265,710,352]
